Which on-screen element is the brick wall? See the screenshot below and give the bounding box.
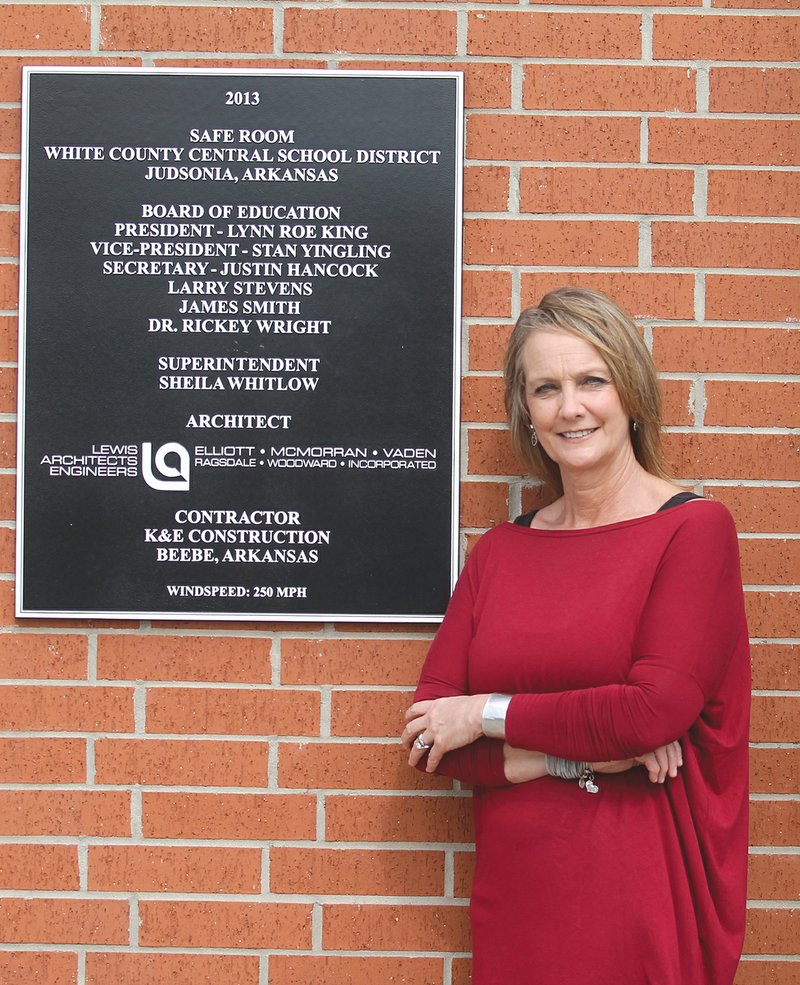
[0,1,798,983]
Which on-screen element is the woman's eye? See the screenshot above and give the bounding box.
[583,376,607,386]
[533,383,556,395]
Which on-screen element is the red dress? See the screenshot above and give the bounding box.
[414,500,750,985]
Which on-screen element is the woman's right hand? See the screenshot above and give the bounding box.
[595,741,682,783]
[634,740,683,783]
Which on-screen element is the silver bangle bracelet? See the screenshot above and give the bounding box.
[481,693,512,739]
[545,755,599,794]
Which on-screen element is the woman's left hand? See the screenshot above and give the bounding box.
[402,694,488,772]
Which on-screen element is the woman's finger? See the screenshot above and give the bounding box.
[404,700,433,722]
[667,740,682,777]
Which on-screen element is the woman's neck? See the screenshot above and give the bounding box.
[538,457,677,530]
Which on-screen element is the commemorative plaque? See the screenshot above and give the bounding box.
[17,69,463,621]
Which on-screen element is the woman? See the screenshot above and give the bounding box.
[402,287,750,985]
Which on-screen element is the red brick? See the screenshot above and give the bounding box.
[0,108,20,153]
[142,792,315,840]
[462,374,504,424]
[750,644,800,690]
[653,222,800,270]
[0,684,132,731]
[0,525,13,572]
[86,953,259,985]
[735,961,800,985]
[269,956,444,985]
[452,958,472,985]
[155,57,323,70]
[88,845,261,894]
[464,166,509,212]
[139,900,311,949]
[751,696,800,743]
[650,120,800,166]
[326,794,473,844]
[709,170,800,218]
[750,748,800,794]
[462,269,512,318]
[0,790,129,837]
[705,382,800,428]
[0,737,85,783]
[468,323,512,372]
[706,275,800,322]
[707,488,800,536]
[522,272,695,319]
[525,65,694,112]
[339,60,511,109]
[520,485,556,515]
[94,738,268,787]
[654,14,799,60]
[324,903,471,952]
[0,212,18,256]
[468,12,640,58]
[745,591,798,638]
[468,426,520,477]
[521,166,693,216]
[147,686,320,735]
[331,621,434,636]
[279,741,450,791]
[663,433,800,482]
[751,800,800,846]
[97,634,270,683]
[460,480,509,528]
[0,316,16,363]
[331,689,414,737]
[0,844,78,890]
[0,57,141,102]
[652,326,800,374]
[740,538,800,585]
[744,908,800,955]
[710,67,799,114]
[284,10,456,56]
[100,6,272,53]
[0,899,128,945]
[271,847,444,896]
[454,851,476,898]
[661,379,693,426]
[282,638,430,686]
[715,0,800,6]
[0,953,76,985]
[0,633,87,678]
[465,218,637,267]
[468,115,639,164]
[0,422,15,472]
[0,5,90,49]
[157,618,321,633]
[0,264,19,310]
[0,160,19,204]
[0,362,15,413]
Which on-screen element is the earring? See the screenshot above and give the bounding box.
[529,426,538,448]
[632,421,638,433]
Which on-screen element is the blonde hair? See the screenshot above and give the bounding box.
[503,286,669,496]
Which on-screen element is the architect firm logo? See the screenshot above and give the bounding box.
[142,442,190,491]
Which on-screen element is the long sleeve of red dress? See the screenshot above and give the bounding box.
[412,499,751,985]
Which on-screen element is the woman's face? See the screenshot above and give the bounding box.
[521,327,632,479]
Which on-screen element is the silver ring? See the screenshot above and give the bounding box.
[414,735,433,751]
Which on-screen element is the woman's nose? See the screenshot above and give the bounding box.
[558,385,584,418]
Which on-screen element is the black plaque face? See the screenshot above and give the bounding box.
[17,69,463,621]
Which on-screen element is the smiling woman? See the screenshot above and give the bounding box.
[505,287,669,505]
[403,287,751,985]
